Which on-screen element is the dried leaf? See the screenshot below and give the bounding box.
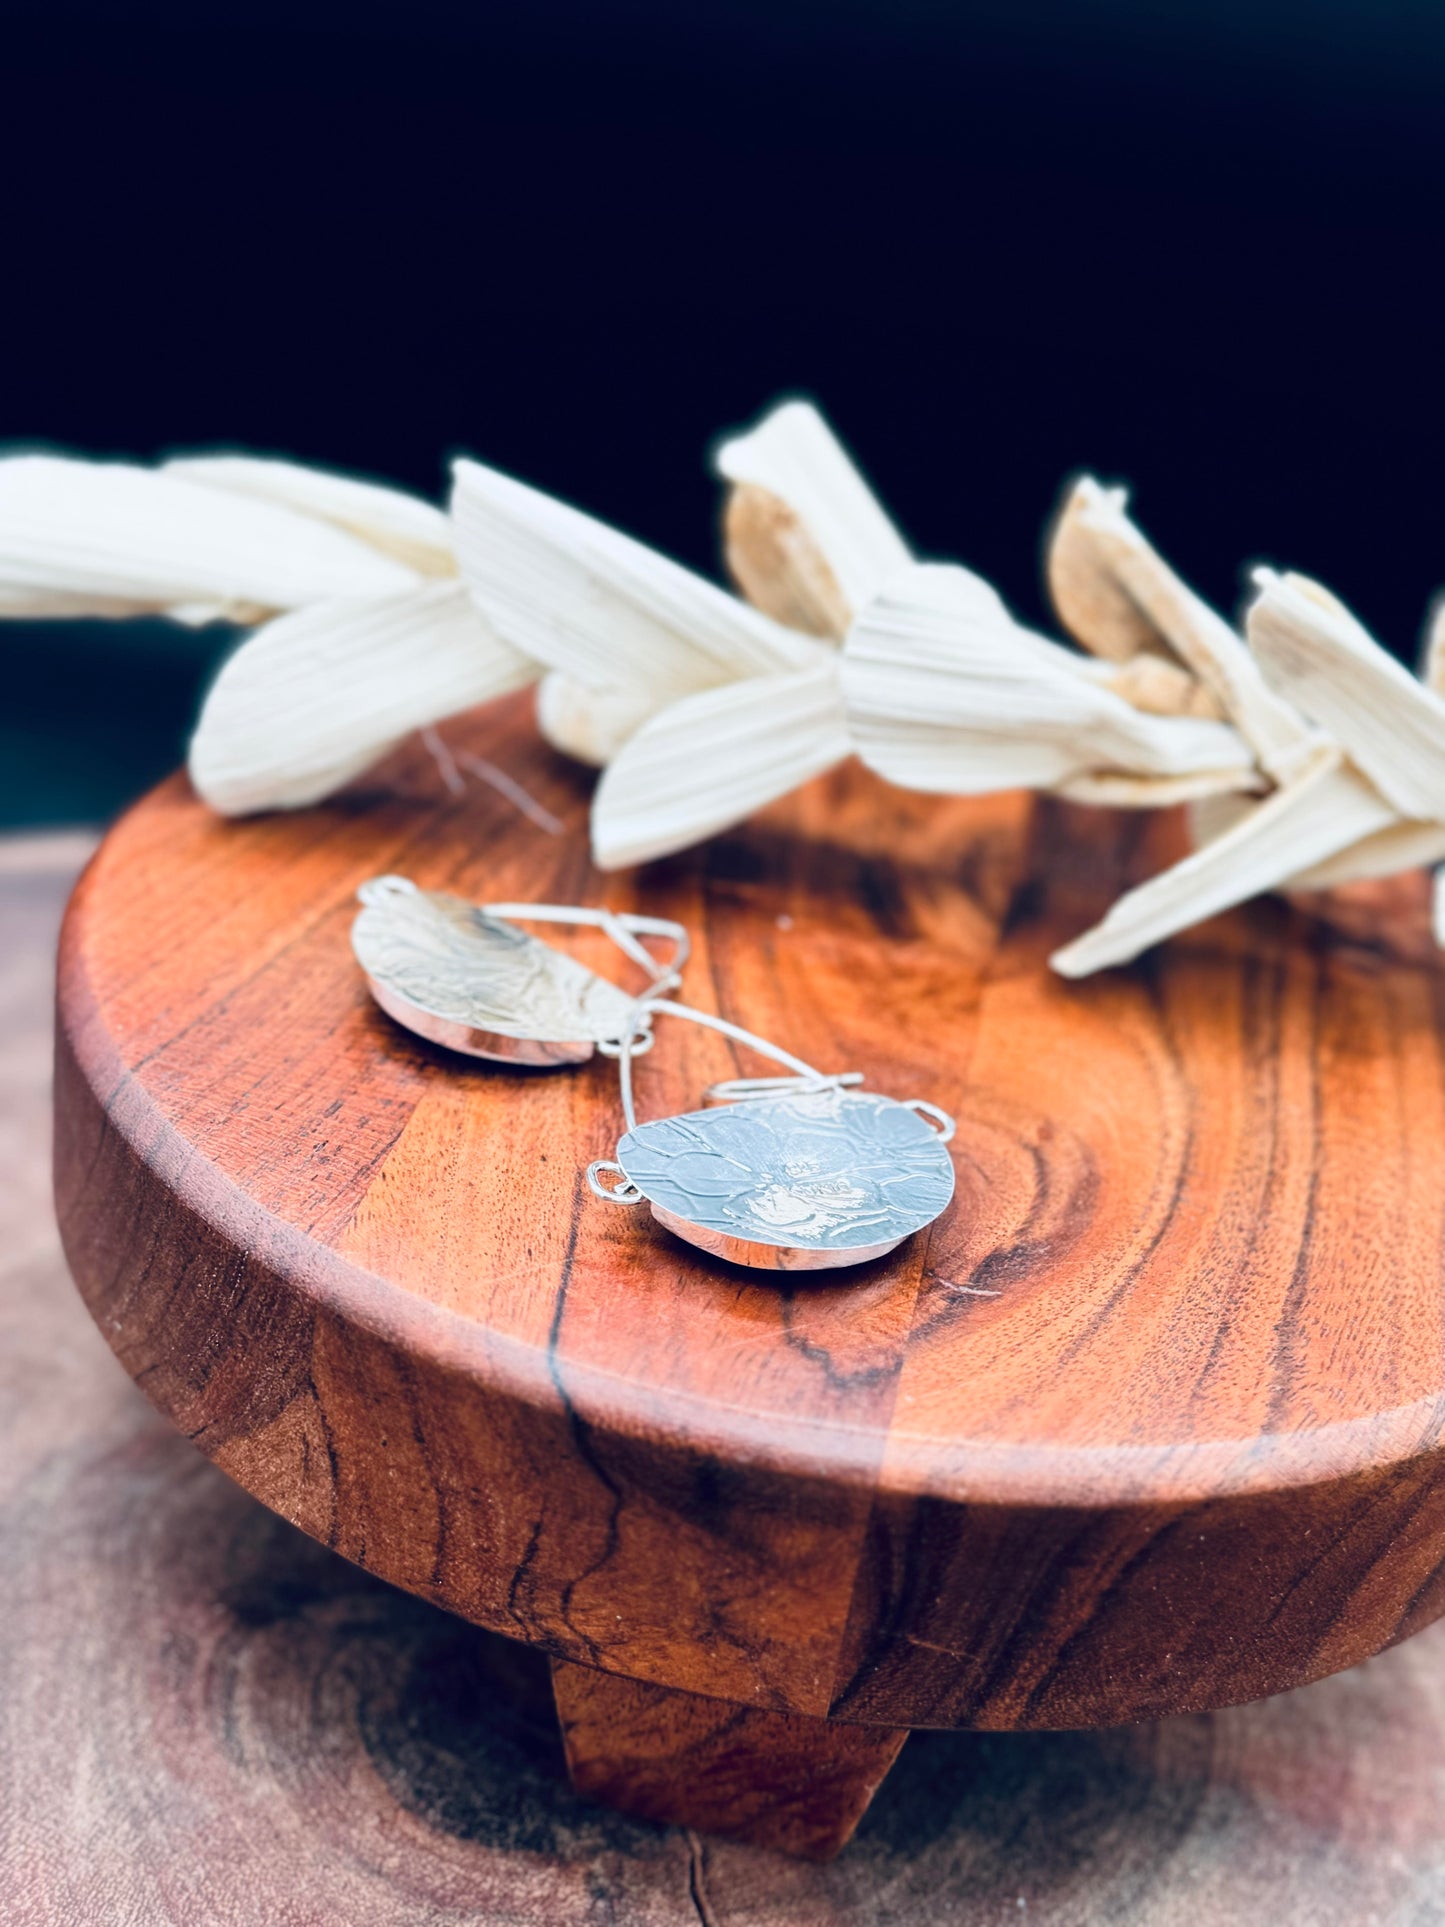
[842,563,1256,796]
[0,456,417,620]
[1047,479,1165,662]
[1286,818,1445,890]
[721,484,854,640]
[714,400,910,636]
[189,583,530,814]
[1047,477,1315,781]
[450,457,815,704]
[1418,594,1445,695]
[1058,767,1266,808]
[1051,748,1395,977]
[591,658,849,869]
[534,672,660,769]
[166,455,456,577]
[1249,568,1445,822]
[1099,652,1224,720]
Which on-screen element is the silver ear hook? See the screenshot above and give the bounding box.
[706,1072,865,1102]
[482,902,689,988]
[586,994,957,1271]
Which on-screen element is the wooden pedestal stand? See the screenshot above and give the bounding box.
[52,695,1445,1860]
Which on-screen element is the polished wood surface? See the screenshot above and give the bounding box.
[51,693,1445,1741]
[553,1660,908,1859]
[13,832,1445,1919]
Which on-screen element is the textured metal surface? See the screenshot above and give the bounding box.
[352,883,637,1060]
[616,1088,955,1267]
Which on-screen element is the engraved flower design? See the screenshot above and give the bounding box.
[618,1090,955,1251]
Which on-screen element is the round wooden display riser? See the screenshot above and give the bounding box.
[53,692,1445,1859]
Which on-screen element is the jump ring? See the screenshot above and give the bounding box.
[587,1159,643,1204]
[357,874,419,906]
[903,1098,956,1143]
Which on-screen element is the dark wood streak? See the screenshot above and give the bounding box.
[1265,948,1321,1434]
[547,1177,628,1674]
[47,696,1445,1848]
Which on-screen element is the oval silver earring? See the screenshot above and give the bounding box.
[351,876,688,1066]
[588,995,955,1271]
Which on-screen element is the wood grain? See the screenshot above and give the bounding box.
[50,692,1445,1747]
[553,1660,908,1859]
[14,830,1445,1920]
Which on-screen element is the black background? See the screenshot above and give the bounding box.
[4,1,1444,822]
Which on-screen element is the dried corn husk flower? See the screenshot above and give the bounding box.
[0,450,530,815]
[455,404,903,773]
[1046,475,1319,780]
[189,584,532,814]
[448,404,1261,869]
[164,455,460,578]
[449,452,825,787]
[0,454,418,621]
[1050,565,1445,975]
[593,660,852,870]
[7,409,1445,979]
[715,400,912,638]
[841,563,1254,804]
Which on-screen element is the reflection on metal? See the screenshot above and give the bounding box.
[616,1086,955,1270]
[352,877,637,1065]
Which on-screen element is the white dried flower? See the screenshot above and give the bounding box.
[189,583,530,815]
[1051,566,1445,975]
[9,409,1445,982]
[0,454,417,622]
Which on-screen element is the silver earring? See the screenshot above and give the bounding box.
[353,876,955,1269]
[351,876,687,1066]
[588,992,955,1271]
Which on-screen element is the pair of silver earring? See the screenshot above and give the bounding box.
[351,876,956,1272]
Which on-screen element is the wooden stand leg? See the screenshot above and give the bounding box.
[550,1659,908,1860]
